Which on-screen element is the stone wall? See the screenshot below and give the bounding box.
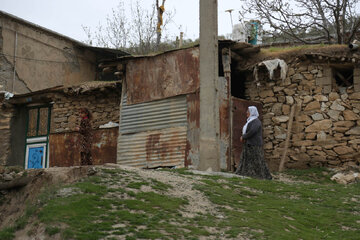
[51,90,121,133]
[0,97,13,166]
[245,60,360,170]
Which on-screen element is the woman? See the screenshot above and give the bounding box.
[235,106,272,180]
[76,108,93,165]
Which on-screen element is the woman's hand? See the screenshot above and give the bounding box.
[75,127,80,131]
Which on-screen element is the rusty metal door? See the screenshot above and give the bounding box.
[118,94,188,168]
[231,97,262,170]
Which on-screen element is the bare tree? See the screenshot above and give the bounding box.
[82,0,174,54]
[240,0,360,44]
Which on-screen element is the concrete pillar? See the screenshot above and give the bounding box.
[198,0,220,171]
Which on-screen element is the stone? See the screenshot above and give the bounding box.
[278,96,286,103]
[311,113,324,121]
[331,172,360,184]
[272,116,289,124]
[304,101,320,111]
[305,119,333,132]
[341,94,349,101]
[346,126,360,135]
[298,66,308,72]
[303,73,313,80]
[348,92,360,100]
[306,132,317,140]
[303,96,313,104]
[264,142,273,150]
[282,105,290,115]
[330,100,345,111]
[286,96,294,105]
[259,90,275,98]
[296,115,312,122]
[2,173,13,181]
[290,153,310,161]
[284,88,295,95]
[333,146,354,155]
[314,95,328,102]
[329,92,340,101]
[292,133,305,141]
[271,103,283,115]
[305,119,314,126]
[273,86,284,92]
[293,140,313,147]
[334,121,355,128]
[327,110,341,121]
[316,131,327,141]
[263,97,277,103]
[333,127,351,133]
[293,73,304,80]
[288,68,295,76]
[343,110,359,121]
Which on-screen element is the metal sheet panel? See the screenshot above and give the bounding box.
[231,98,262,168]
[118,127,187,168]
[120,94,187,134]
[49,128,118,167]
[126,47,200,105]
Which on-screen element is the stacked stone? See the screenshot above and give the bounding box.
[51,90,120,133]
[0,98,13,166]
[245,61,360,169]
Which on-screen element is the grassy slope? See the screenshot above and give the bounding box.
[0,167,359,240]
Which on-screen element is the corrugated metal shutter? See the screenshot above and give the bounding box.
[118,95,188,168]
[120,94,187,134]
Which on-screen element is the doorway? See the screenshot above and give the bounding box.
[24,105,51,169]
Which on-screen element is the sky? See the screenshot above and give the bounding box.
[0,0,245,44]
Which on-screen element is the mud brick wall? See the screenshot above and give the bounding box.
[245,61,360,170]
[0,98,14,166]
[50,90,121,133]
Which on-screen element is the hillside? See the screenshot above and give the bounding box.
[0,165,359,239]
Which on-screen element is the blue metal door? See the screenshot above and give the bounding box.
[27,146,45,169]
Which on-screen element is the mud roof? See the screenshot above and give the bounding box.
[0,10,130,58]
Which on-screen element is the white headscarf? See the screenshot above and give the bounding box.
[242,106,259,135]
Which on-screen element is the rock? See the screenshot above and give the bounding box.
[329,92,340,101]
[321,102,329,112]
[303,73,313,80]
[343,110,359,121]
[316,131,327,141]
[290,153,310,161]
[264,142,273,150]
[341,94,349,101]
[331,172,359,184]
[330,100,345,111]
[333,127,350,133]
[271,103,283,115]
[348,92,360,100]
[333,146,354,155]
[288,68,295,76]
[304,101,320,111]
[305,119,333,132]
[293,140,313,147]
[263,97,277,103]
[274,126,287,139]
[3,173,14,181]
[303,96,313,104]
[311,113,324,121]
[306,133,317,140]
[282,105,290,115]
[272,116,289,124]
[259,90,275,98]
[286,96,294,105]
[284,88,295,95]
[296,115,311,122]
[314,95,328,102]
[346,126,360,135]
[273,86,284,92]
[334,121,355,128]
[293,73,304,80]
[327,110,341,120]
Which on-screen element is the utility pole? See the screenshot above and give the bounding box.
[225,9,234,29]
[198,0,220,171]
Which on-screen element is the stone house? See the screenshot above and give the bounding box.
[233,45,360,170]
[2,81,121,168]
